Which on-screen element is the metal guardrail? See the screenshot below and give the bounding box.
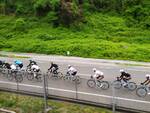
[0,69,150,113]
[0,87,148,113]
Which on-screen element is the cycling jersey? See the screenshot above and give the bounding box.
[49,64,58,70]
[93,70,103,78]
[120,72,131,78]
[68,67,77,76]
[31,65,40,72]
[10,64,17,70]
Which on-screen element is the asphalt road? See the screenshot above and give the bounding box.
[0,52,150,112]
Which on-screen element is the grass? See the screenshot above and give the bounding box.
[0,91,114,113]
[0,13,150,62]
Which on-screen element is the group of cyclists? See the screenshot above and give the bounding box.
[0,59,150,87]
[0,59,78,78]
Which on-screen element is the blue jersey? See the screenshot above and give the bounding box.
[15,60,23,65]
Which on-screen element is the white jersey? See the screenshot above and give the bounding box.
[10,64,17,70]
[93,70,103,78]
[31,65,40,71]
[68,67,77,74]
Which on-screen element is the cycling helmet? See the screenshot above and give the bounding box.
[68,65,71,68]
[93,68,96,72]
[145,74,150,78]
[29,59,33,62]
[14,60,22,64]
[120,69,125,73]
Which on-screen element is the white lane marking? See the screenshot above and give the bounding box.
[127,68,150,72]
[0,81,150,104]
[79,74,90,77]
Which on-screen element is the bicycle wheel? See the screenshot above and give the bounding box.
[87,79,96,88]
[136,87,147,97]
[27,72,34,81]
[7,73,14,81]
[75,76,81,84]
[47,71,52,79]
[57,72,63,79]
[113,80,122,89]
[15,74,23,83]
[101,81,109,90]
[2,68,7,75]
[128,82,137,91]
[36,74,42,82]
[63,75,70,81]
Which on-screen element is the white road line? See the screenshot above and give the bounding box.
[78,74,90,77]
[127,68,150,72]
[0,81,150,104]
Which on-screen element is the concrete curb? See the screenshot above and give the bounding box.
[0,51,150,66]
[0,108,16,113]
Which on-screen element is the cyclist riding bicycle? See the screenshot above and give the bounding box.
[119,69,131,86]
[48,62,59,74]
[67,65,77,76]
[14,60,23,69]
[31,64,40,79]
[27,60,37,70]
[141,74,150,86]
[92,68,104,81]
[0,60,5,68]
[29,60,37,65]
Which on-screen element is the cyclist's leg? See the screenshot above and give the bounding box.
[145,80,150,85]
[122,78,127,86]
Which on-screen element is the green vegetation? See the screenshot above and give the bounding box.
[0,0,150,62]
[0,92,113,113]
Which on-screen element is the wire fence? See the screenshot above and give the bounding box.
[0,69,150,113]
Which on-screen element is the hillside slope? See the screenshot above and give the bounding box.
[0,0,150,62]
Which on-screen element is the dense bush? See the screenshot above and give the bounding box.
[0,0,149,28]
[13,18,28,32]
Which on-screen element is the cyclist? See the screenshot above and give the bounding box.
[48,62,59,74]
[67,65,77,76]
[119,69,131,86]
[31,64,40,79]
[29,59,37,65]
[92,68,104,81]
[0,60,5,68]
[27,60,37,71]
[14,60,23,69]
[141,74,150,85]
[0,60,3,66]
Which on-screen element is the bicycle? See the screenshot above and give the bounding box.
[113,77,137,91]
[87,76,109,90]
[63,72,81,84]
[136,84,150,97]
[47,69,63,80]
[7,70,23,83]
[26,70,42,82]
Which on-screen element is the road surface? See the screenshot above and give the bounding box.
[0,52,150,112]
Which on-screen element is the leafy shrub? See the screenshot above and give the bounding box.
[45,11,58,25]
[36,34,62,41]
[13,18,27,32]
[34,0,52,16]
[15,4,25,15]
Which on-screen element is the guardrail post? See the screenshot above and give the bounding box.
[112,84,116,113]
[43,73,52,113]
[75,79,78,99]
